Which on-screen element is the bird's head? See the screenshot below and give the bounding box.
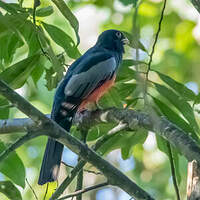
[96,29,129,54]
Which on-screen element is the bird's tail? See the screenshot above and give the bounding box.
[38,105,77,185]
[38,138,64,185]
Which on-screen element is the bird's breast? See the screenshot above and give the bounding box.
[79,75,116,111]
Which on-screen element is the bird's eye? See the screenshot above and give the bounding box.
[116,32,122,39]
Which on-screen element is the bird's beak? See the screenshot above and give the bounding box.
[122,37,129,45]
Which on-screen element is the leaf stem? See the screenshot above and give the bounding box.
[166,142,180,200]
[144,0,167,102]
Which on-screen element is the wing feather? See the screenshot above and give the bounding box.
[64,57,117,99]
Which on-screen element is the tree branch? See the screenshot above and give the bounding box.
[61,161,103,175]
[190,0,200,14]
[166,142,180,200]
[1,108,200,164]
[0,80,154,200]
[50,160,87,200]
[57,182,109,200]
[0,132,40,163]
[187,160,200,199]
[0,115,50,134]
[146,0,166,76]
[51,121,128,199]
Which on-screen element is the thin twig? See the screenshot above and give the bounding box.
[75,130,87,200]
[61,161,103,175]
[0,132,39,163]
[166,142,181,200]
[43,183,49,200]
[33,0,40,25]
[57,182,109,200]
[144,0,167,103]
[50,160,86,200]
[76,168,83,200]
[132,2,140,72]
[26,178,38,200]
[146,0,167,78]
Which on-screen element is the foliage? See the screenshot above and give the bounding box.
[0,0,200,199]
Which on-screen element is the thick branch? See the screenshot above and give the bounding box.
[1,108,200,164]
[51,122,127,200]
[0,80,153,199]
[80,109,200,164]
[0,115,50,134]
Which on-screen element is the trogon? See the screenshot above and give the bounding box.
[38,29,129,185]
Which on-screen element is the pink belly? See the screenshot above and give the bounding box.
[79,75,116,110]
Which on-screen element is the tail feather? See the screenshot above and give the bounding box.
[38,139,63,185]
[38,103,79,185]
[38,105,78,185]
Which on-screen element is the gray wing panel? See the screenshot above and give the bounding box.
[64,57,116,99]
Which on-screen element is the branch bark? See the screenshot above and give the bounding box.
[51,122,128,199]
[0,80,154,200]
[2,107,200,164]
[187,160,200,200]
[190,0,200,13]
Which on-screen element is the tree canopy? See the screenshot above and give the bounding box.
[0,0,200,199]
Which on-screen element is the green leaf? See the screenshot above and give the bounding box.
[0,98,9,119]
[115,82,137,100]
[6,32,24,65]
[122,59,146,66]
[156,136,181,184]
[0,2,18,14]
[155,70,196,101]
[99,86,123,108]
[37,26,65,90]
[51,0,80,45]
[154,83,199,133]
[45,66,64,90]
[172,148,181,184]
[0,141,25,188]
[42,22,81,59]
[152,96,197,139]
[194,92,200,105]
[36,6,54,17]
[119,0,138,6]
[117,60,140,82]
[0,54,40,89]
[87,123,115,141]
[156,135,169,156]
[19,21,40,57]
[0,181,22,200]
[121,129,148,160]
[99,129,148,156]
[122,31,147,52]
[0,13,28,37]
[31,61,44,85]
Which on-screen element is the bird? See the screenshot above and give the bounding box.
[38,29,129,185]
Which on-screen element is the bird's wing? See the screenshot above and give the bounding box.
[51,50,118,120]
[64,56,117,99]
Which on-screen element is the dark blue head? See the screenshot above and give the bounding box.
[96,29,129,54]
